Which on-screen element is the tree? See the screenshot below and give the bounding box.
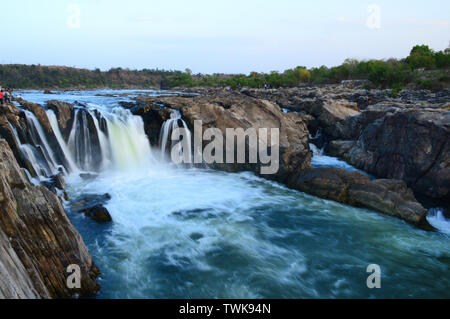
[406,45,436,69]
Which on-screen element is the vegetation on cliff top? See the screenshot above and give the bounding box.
[0,45,448,91]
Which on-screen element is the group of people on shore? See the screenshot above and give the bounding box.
[0,88,13,104]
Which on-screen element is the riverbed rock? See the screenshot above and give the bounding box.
[80,205,113,223]
[46,100,75,141]
[348,179,430,227]
[0,139,100,298]
[342,110,450,202]
[326,140,357,158]
[132,104,172,145]
[288,167,430,228]
[135,91,312,181]
[287,167,370,203]
[0,103,35,174]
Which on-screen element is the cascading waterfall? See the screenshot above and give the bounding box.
[68,109,98,171]
[159,109,192,163]
[10,123,52,181]
[107,107,154,171]
[23,111,62,176]
[427,208,450,235]
[11,104,158,184]
[47,110,78,173]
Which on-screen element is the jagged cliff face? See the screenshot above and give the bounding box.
[0,139,100,298]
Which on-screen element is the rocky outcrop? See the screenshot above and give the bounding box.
[132,104,172,145]
[0,228,41,298]
[288,167,430,228]
[0,139,100,298]
[134,91,312,181]
[340,110,450,202]
[46,100,75,141]
[80,205,113,223]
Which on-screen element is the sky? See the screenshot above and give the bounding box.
[0,0,449,74]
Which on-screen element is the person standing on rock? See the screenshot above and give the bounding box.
[4,89,11,103]
[0,89,4,105]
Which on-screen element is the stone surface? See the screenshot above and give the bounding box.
[342,110,450,201]
[46,100,75,141]
[80,205,113,223]
[288,167,430,228]
[0,139,100,299]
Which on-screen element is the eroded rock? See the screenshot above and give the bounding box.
[0,139,100,298]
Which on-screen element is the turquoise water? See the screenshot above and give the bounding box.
[19,90,450,299]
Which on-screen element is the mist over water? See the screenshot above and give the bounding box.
[18,90,450,299]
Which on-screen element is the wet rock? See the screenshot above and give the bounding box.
[45,100,75,141]
[288,167,370,203]
[348,179,430,227]
[131,104,172,145]
[43,90,54,94]
[0,139,100,298]
[288,167,430,228]
[17,100,72,172]
[342,110,450,201]
[69,193,112,212]
[80,205,113,223]
[326,140,357,158]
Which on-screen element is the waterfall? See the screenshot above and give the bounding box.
[68,109,97,171]
[309,143,324,156]
[10,101,190,183]
[107,108,154,171]
[23,110,62,175]
[47,110,78,173]
[427,208,450,235]
[159,109,192,164]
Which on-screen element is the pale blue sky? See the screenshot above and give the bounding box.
[1,0,449,74]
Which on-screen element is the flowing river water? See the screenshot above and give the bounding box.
[14,89,450,298]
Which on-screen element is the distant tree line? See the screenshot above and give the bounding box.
[167,45,449,92]
[0,45,448,91]
[0,65,175,89]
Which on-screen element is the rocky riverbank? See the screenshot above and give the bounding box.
[0,139,100,298]
[0,101,102,299]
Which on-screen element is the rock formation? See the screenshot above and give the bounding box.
[0,139,100,298]
[287,167,430,228]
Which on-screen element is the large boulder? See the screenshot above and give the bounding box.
[342,110,450,201]
[287,167,370,203]
[0,139,100,298]
[288,167,430,228]
[348,179,429,227]
[80,205,113,223]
